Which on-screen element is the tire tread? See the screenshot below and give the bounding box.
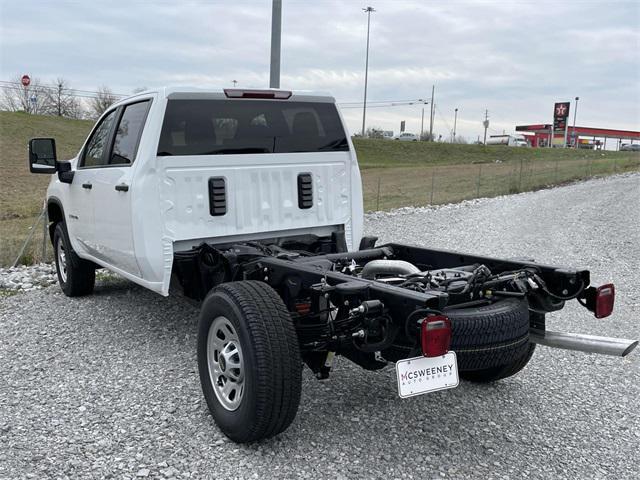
[200,281,302,442]
[53,222,95,297]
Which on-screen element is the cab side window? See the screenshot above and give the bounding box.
[82,110,117,167]
[110,101,151,165]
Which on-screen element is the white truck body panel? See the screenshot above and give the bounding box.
[45,88,364,296]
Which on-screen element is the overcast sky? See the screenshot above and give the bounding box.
[1,0,639,140]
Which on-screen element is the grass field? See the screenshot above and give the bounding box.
[353,138,640,210]
[0,112,94,266]
[1,111,638,266]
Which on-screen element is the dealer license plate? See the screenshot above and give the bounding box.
[396,352,459,398]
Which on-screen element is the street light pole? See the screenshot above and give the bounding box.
[429,84,435,141]
[483,109,489,145]
[361,6,375,137]
[269,0,282,88]
[452,108,458,143]
[572,96,579,148]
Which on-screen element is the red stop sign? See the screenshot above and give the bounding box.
[21,75,31,87]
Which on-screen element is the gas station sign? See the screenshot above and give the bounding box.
[553,102,570,131]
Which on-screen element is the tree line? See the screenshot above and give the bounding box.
[0,75,145,119]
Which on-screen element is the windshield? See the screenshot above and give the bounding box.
[157,99,349,156]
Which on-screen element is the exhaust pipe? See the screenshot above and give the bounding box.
[530,329,638,357]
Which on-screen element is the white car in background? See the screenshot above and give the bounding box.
[393,132,418,141]
[620,144,640,152]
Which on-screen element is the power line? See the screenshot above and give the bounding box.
[0,85,116,101]
[340,101,426,109]
[1,80,436,114]
[339,98,425,105]
[0,80,128,99]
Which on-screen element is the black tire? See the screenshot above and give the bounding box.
[53,222,95,297]
[455,307,544,383]
[447,298,531,372]
[197,281,302,443]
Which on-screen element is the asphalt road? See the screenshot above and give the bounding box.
[1,173,639,479]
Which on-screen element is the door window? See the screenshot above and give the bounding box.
[110,101,151,165]
[82,110,117,167]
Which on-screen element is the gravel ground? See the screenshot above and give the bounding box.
[1,173,639,479]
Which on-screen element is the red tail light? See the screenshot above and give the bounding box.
[595,283,615,318]
[224,88,292,99]
[421,315,452,357]
[294,302,311,315]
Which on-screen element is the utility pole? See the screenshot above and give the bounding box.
[361,6,375,137]
[482,109,489,145]
[572,96,579,148]
[419,99,428,140]
[428,84,435,141]
[232,80,238,87]
[549,109,553,148]
[452,108,458,143]
[269,0,282,88]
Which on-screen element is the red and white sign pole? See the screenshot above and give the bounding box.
[21,74,31,87]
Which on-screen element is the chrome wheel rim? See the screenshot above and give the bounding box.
[207,316,245,411]
[57,240,67,283]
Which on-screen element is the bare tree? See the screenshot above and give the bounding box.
[365,126,385,139]
[43,78,82,118]
[451,135,469,144]
[420,132,436,141]
[0,75,48,114]
[89,86,117,118]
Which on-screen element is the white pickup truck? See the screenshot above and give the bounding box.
[28,87,637,443]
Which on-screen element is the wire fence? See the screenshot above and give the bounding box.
[361,155,640,212]
[2,155,639,267]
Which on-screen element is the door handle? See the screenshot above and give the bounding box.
[115,184,129,192]
[82,183,92,190]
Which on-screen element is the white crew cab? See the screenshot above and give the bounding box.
[30,87,363,296]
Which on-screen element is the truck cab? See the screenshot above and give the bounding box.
[32,88,363,295]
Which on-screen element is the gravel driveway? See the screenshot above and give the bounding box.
[1,173,639,479]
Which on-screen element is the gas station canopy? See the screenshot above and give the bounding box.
[515,124,639,148]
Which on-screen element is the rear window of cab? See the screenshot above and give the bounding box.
[157,100,349,156]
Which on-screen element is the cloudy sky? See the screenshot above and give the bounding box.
[1,0,639,140]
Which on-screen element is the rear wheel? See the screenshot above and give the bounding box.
[53,222,95,297]
[197,281,302,443]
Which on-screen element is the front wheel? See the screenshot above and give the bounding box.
[53,222,95,297]
[197,281,302,443]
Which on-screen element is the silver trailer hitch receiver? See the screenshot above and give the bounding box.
[530,329,638,357]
